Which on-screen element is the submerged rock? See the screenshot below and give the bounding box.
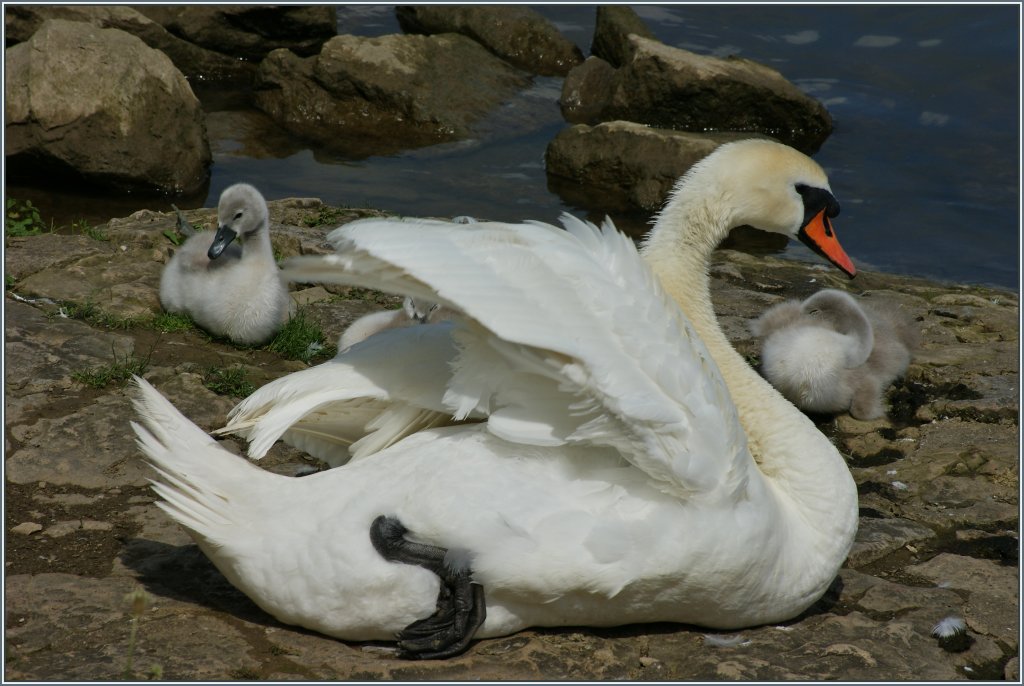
[545,121,768,212]
[254,33,530,156]
[562,36,832,153]
[395,5,583,77]
[4,20,211,194]
[131,5,336,61]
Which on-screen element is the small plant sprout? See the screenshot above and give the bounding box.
[931,615,971,652]
[162,229,183,246]
[122,586,151,679]
[72,219,108,242]
[5,197,48,236]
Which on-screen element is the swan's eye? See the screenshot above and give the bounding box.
[795,184,840,217]
[234,211,243,220]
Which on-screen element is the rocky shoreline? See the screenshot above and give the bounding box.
[6,5,829,209]
[3,198,1018,680]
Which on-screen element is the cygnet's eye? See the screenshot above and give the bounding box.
[234,211,243,220]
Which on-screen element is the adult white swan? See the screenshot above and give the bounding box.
[133,139,860,660]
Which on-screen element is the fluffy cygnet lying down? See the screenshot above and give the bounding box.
[338,297,451,350]
[751,289,918,420]
[159,184,292,345]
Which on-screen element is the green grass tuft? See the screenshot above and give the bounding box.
[69,219,108,242]
[265,310,336,362]
[51,301,203,334]
[302,206,351,228]
[203,366,256,398]
[53,301,140,330]
[150,311,195,333]
[161,229,184,246]
[73,348,151,389]
[342,287,398,307]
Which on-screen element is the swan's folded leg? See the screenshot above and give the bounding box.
[397,584,485,659]
[369,515,486,659]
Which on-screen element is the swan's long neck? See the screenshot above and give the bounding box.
[243,223,275,261]
[641,188,858,565]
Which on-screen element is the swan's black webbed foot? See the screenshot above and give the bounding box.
[370,515,486,660]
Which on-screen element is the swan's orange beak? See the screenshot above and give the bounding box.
[798,209,856,277]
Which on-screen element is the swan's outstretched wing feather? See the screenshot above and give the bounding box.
[283,215,749,497]
[219,323,461,467]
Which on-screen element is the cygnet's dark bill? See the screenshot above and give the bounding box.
[207,225,238,260]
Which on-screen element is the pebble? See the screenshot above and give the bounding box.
[32,493,100,506]
[11,522,43,535]
[291,286,333,306]
[43,519,112,537]
[81,520,113,531]
[44,521,80,538]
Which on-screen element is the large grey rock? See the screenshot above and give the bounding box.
[131,5,336,61]
[558,57,619,127]
[395,5,583,76]
[590,6,656,68]
[7,392,155,489]
[4,20,211,194]
[545,121,768,212]
[5,573,261,681]
[254,33,530,156]
[846,516,936,567]
[3,5,252,80]
[561,36,832,153]
[907,553,1019,651]
[15,244,164,320]
[3,299,135,430]
[3,234,111,282]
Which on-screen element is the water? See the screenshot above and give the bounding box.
[7,5,1019,290]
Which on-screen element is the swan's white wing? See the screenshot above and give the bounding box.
[283,215,750,498]
[220,323,463,467]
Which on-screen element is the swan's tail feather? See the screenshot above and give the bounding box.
[131,376,280,544]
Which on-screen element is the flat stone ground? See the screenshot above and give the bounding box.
[3,202,1019,680]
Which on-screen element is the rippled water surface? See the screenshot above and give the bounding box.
[11,5,1021,288]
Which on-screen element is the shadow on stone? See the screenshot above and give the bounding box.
[119,538,275,626]
[795,574,845,620]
